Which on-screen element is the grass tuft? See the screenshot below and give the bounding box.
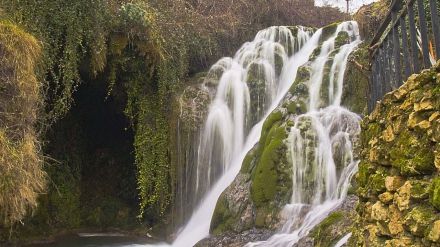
[0,21,46,226]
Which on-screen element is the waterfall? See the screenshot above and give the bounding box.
[146,21,360,247]
[246,22,361,247]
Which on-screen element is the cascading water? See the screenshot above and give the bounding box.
[173,26,311,227]
[147,21,361,247]
[246,22,361,247]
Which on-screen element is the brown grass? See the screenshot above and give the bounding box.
[0,21,46,226]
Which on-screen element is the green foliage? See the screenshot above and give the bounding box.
[1,0,115,121]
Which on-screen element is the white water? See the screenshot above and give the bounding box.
[334,233,353,247]
[146,21,361,247]
[246,22,361,247]
[315,0,379,13]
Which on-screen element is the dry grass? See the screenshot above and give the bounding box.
[0,21,46,226]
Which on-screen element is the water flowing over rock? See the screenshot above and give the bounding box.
[148,21,362,247]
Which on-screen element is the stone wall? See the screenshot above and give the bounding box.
[353,61,440,246]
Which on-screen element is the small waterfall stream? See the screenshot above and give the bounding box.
[147,21,361,247]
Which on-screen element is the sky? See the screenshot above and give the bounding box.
[315,0,379,13]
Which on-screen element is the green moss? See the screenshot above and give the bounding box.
[431,178,440,210]
[260,111,283,146]
[410,180,431,201]
[361,122,381,144]
[341,45,369,114]
[210,194,239,235]
[370,170,387,193]
[310,211,345,247]
[389,130,435,176]
[287,101,307,115]
[320,22,339,43]
[335,31,349,48]
[357,161,373,189]
[311,46,322,60]
[404,205,438,237]
[251,124,287,206]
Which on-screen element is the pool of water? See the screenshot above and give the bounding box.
[27,233,151,247]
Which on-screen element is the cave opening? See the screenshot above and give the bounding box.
[43,73,139,230]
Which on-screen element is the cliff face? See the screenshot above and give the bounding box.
[352,61,440,246]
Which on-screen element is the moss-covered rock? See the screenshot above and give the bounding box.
[403,206,438,237]
[353,59,440,246]
[430,178,440,210]
[341,45,369,114]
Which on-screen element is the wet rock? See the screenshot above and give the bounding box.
[195,228,274,247]
[296,195,358,247]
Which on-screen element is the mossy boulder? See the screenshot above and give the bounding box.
[341,45,369,114]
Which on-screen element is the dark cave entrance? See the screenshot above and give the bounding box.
[45,75,139,229]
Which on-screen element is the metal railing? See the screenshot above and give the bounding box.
[368,0,440,112]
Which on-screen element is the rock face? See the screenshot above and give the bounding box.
[170,74,211,230]
[352,61,440,246]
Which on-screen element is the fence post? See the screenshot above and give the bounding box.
[400,16,412,78]
[392,12,402,85]
[408,2,420,72]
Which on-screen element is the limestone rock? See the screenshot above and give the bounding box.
[371,201,388,222]
[382,125,395,142]
[403,206,437,237]
[395,181,411,211]
[414,100,434,112]
[384,237,413,247]
[385,176,404,192]
[378,192,394,204]
[388,205,404,236]
[427,220,440,242]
